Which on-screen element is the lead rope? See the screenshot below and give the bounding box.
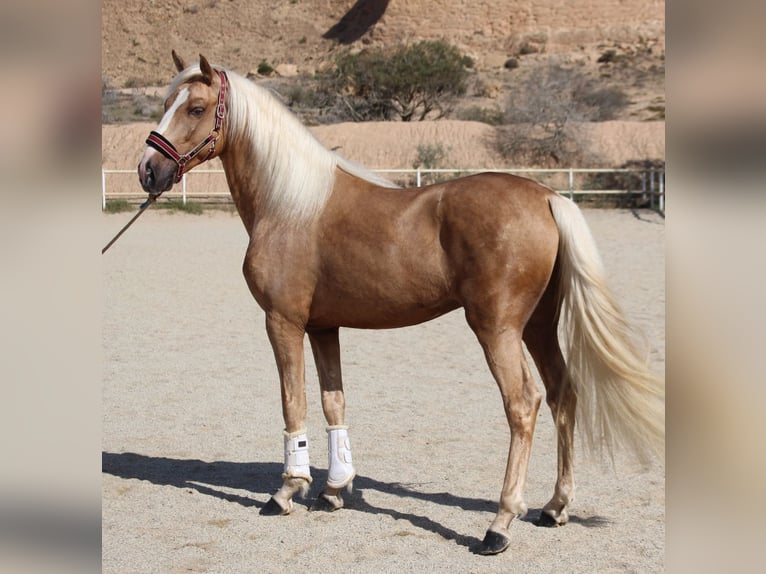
[101,194,160,254]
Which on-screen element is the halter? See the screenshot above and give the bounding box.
[146,70,228,184]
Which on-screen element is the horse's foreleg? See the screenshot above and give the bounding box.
[308,328,356,511]
[474,328,542,555]
[260,313,312,516]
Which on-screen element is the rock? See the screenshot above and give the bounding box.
[275,63,299,77]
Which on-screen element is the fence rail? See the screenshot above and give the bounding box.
[102,167,665,212]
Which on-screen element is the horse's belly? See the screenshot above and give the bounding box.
[308,279,459,330]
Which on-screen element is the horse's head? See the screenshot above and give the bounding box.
[138,52,227,194]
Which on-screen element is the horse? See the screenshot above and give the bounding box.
[137,53,664,555]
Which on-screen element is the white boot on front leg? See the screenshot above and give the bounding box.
[282,429,312,491]
[261,429,313,516]
[326,425,355,490]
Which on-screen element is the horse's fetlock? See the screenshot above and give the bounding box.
[511,500,528,518]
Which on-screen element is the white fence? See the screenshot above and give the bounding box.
[102,167,665,212]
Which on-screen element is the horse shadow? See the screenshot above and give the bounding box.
[102,451,610,552]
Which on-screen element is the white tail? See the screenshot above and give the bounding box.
[549,195,665,464]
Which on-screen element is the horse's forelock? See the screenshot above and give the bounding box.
[165,64,221,100]
[166,67,198,100]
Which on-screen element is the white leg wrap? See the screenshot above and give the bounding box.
[326,425,356,489]
[282,429,312,483]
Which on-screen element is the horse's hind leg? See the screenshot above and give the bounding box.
[307,327,356,512]
[468,316,542,555]
[523,283,576,527]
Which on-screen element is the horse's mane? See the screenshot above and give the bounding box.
[168,65,399,222]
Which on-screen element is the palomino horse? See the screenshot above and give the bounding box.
[138,53,664,555]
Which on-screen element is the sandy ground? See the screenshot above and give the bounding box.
[102,207,664,573]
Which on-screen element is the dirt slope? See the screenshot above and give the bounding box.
[103,120,663,173]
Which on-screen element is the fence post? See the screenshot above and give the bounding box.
[416,168,422,188]
[659,171,664,213]
[102,169,106,210]
[568,168,574,200]
[182,174,187,204]
[642,170,649,208]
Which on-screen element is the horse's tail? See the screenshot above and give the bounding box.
[548,194,664,464]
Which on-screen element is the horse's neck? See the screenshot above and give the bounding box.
[219,78,341,231]
[220,147,262,233]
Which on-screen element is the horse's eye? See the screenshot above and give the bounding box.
[189,107,205,118]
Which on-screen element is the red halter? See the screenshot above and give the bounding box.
[146,70,228,184]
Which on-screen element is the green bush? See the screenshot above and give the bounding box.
[257,61,275,76]
[326,40,471,122]
[413,143,447,169]
[285,85,327,108]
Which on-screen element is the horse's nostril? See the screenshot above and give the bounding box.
[139,160,157,191]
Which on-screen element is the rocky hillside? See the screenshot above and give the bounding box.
[102,0,664,114]
[102,0,664,84]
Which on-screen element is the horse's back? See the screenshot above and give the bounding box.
[307,171,559,330]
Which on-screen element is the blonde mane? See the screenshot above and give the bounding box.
[168,65,398,221]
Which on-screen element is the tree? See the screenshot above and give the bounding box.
[327,40,471,121]
[494,64,628,166]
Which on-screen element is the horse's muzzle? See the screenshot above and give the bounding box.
[138,155,175,194]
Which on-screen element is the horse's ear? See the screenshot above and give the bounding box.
[172,50,186,73]
[199,55,214,85]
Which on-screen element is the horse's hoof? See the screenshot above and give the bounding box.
[260,496,290,516]
[310,492,344,512]
[536,511,558,527]
[477,529,511,555]
[536,510,565,527]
